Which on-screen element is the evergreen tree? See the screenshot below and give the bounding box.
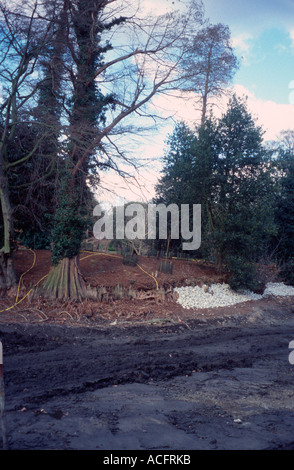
[213,96,275,281]
[155,118,220,257]
[155,96,276,290]
[156,122,197,207]
[272,130,294,285]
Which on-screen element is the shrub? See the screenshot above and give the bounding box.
[226,255,259,292]
[279,258,294,286]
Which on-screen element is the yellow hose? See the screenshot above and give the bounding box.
[15,248,36,303]
[136,263,159,290]
[0,248,161,313]
[0,249,49,313]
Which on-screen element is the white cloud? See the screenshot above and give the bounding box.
[231,33,253,53]
[140,0,177,16]
[154,84,294,142]
[290,30,294,48]
[231,33,253,66]
[233,84,294,141]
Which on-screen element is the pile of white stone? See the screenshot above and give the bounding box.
[174,282,294,310]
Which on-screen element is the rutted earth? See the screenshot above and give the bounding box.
[1,295,294,451]
[0,248,294,451]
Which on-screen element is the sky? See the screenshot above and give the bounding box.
[204,0,294,105]
[97,0,294,205]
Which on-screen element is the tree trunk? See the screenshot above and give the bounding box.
[201,45,212,126]
[37,256,86,301]
[0,252,17,289]
[0,174,17,289]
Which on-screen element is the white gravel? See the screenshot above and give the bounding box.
[174,282,294,310]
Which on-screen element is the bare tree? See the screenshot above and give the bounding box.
[179,22,239,125]
[64,0,205,179]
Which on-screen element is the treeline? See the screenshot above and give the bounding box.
[1,0,292,300]
[0,0,198,297]
[154,96,294,290]
[0,0,242,300]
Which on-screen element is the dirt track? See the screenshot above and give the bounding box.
[1,296,294,451]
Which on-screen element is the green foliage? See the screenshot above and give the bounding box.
[272,138,294,262]
[50,171,88,265]
[279,258,294,286]
[17,226,51,250]
[155,121,197,206]
[155,95,277,290]
[0,116,57,252]
[107,244,116,252]
[155,119,219,256]
[48,1,125,267]
[226,255,259,291]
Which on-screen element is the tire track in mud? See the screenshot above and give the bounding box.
[1,320,290,408]
[1,305,294,450]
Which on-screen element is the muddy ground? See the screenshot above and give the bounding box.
[0,249,294,453]
[1,297,294,452]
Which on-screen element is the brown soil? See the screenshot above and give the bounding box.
[1,248,294,453]
[0,248,230,326]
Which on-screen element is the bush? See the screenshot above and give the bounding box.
[17,228,51,250]
[279,258,294,286]
[226,255,259,292]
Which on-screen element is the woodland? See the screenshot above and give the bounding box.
[0,0,293,303]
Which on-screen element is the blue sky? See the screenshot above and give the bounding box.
[236,27,293,104]
[203,0,294,105]
[139,0,294,138]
